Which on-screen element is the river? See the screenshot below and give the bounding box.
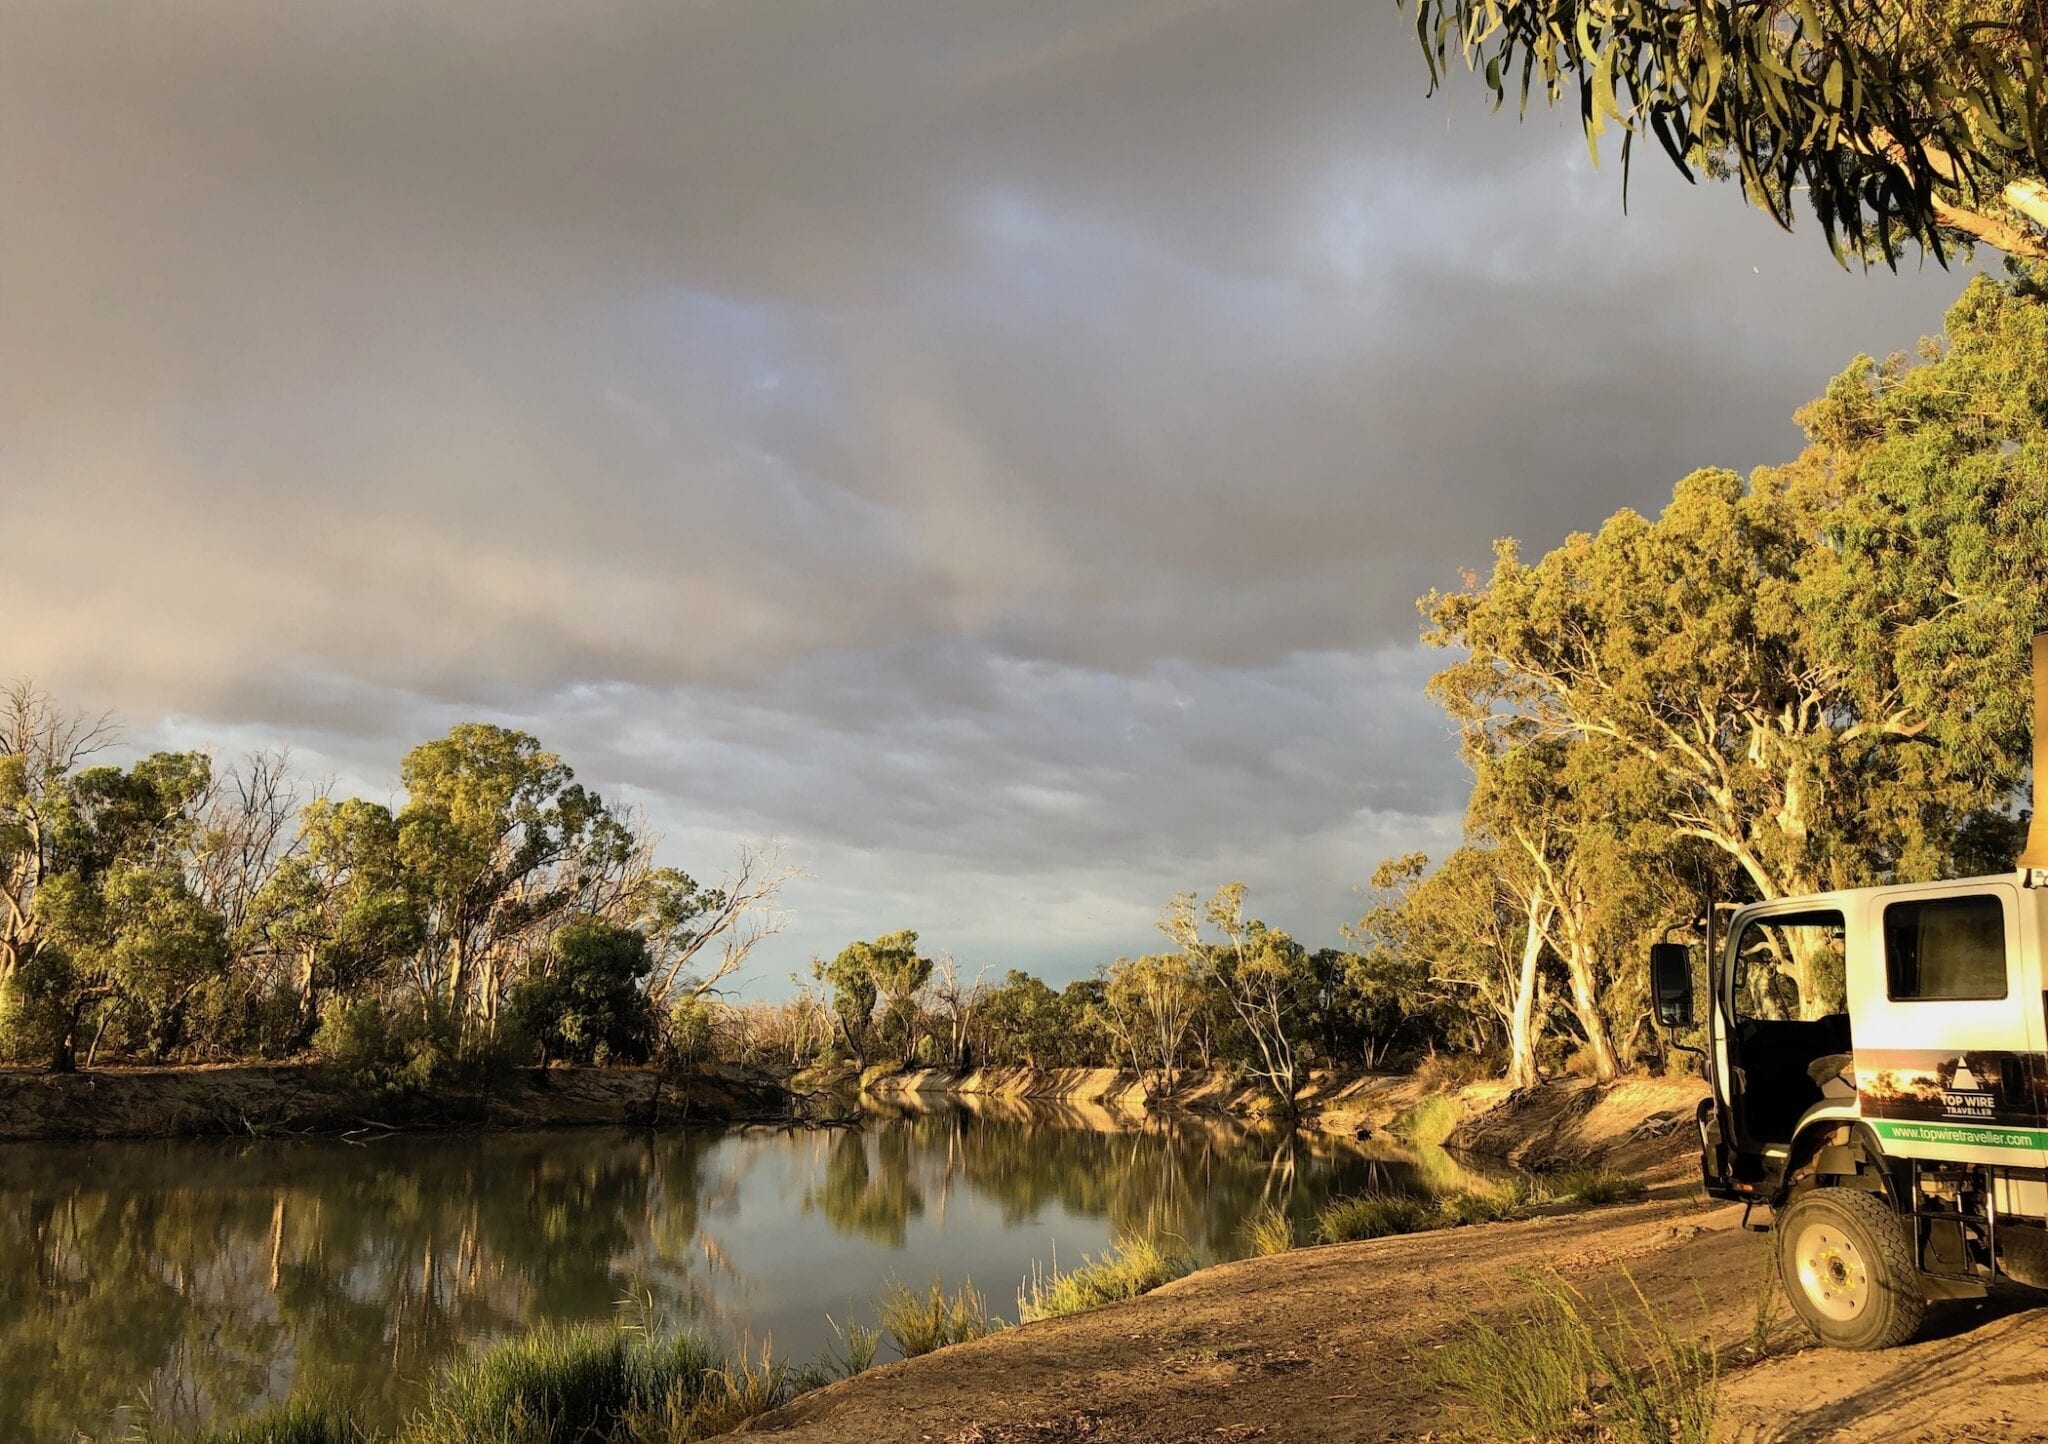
[0,1095,1505,1441]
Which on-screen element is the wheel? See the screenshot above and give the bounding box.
[1776,1187,1927,1350]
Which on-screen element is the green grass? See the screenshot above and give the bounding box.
[176,1399,362,1444]
[1429,1270,1717,1444]
[175,1323,795,1444]
[1397,1094,1463,1148]
[1551,1169,1650,1206]
[826,1314,883,1376]
[876,1277,992,1357]
[1313,1191,1436,1244]
[1434,1177,1543,1227]
[1238,1203,1296,1257]
[1016,1236,1191,1323]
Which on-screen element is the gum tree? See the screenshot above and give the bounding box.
[1408,0,2048,262]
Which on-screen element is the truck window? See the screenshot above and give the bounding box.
[1883,894,2008,1002]
[1731,909,1847,1022]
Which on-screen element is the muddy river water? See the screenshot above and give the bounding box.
[0,1096,1509,1440]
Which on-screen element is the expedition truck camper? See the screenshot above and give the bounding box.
[1650,632,2048,1349]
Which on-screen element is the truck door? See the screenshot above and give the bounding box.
[1855,882,2047,1169]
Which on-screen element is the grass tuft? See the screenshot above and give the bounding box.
[826,1314,883,1376]
[1017,1236,1190,1323]
[876,1277,992,1357]
[1434,1177,1543,1227]
[1429,1269,1717,1444]
[1238,1204,1296,1257]
[1551,1169,1650,1206]
[1313,1191,1435,1244]
[177,1398,362,1444]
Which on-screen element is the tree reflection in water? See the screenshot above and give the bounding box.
[0,1103,1500,1440]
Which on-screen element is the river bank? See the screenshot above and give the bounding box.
[846,1061,1707,1170]
[745,1083,2048,1444]
[0,1061,789,1141]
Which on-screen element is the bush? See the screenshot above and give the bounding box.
[876,1277,991,1357]
[1413,1049,1492,1092]
[505,919,656,1067]
[1552,1170,1649,1206]
[1238,1204,1296,1257]
[1313,1192,1435,1244]
[665,997,715,1069]
[1017,1236,1190,1322]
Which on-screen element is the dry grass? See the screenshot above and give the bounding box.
[877,1277,993,1357]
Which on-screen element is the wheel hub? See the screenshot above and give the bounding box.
[1794,1221,1870,1322]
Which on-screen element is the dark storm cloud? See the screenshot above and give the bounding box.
[0,0,1971,981]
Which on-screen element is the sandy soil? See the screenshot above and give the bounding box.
[743,1079,2048,1444]
[745,1192,2048,1443]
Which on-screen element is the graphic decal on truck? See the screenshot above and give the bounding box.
[1857,1049,2048,1132]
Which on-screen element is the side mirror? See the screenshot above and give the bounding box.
[1650,942,1694,1029]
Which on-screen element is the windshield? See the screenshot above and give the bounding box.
[1730,908,1848,1022]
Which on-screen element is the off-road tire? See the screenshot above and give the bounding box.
[1776,1187,1926,1350]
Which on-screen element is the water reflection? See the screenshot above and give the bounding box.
[0,1102,1500,1441]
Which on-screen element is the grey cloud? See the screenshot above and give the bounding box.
[1,0,1976,984]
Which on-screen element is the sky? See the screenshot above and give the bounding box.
[0,0,1979,993]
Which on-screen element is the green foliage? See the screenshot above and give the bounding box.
[874,1276,991,1357]
[1015,1236,1190,1323]
[506,919,655,1067]
[1408,0,2048,266]
[1429,1271,1717,1444]
[1313,1192,1436,1244]
[1237,1204,1296,1257]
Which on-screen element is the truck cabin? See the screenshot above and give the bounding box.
[1658,876,2042,1197]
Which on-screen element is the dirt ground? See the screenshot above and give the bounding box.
[746,1112,2048,1444]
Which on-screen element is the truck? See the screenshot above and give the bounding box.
[1651,636,2048,1349]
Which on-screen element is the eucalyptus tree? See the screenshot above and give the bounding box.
[1408,0,2048,262]
[1165,884,1321,1111]
[1358,847,1547,1085]
[394,724,614,1028]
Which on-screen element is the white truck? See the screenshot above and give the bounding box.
[1651,635,2048,1349]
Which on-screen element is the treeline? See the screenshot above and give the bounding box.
[724,891,1461,1110]
[719,269,2048,1098]
[0,705,790,1076]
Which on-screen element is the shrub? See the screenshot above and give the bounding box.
[1017,1236,1190,1322]
[1413,1049,1492,1092]
[876,1277,991,1357]
[313,996,396,1087]
[1313,1192,1434,1244]
[1552,1169,1649,1206]
[505,919,656,1068]
[1238,1204,1296,1257]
